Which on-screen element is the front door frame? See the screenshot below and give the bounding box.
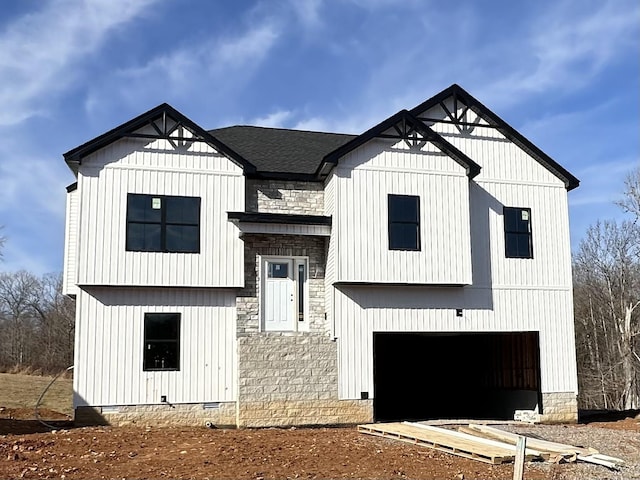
[259,255,309,332]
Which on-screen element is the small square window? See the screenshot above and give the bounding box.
[388,194,420,251]
[268,262,289,278]
[504,207,533,258]
[143,313,180,371]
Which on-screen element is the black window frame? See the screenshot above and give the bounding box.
[143,313,181,371]
[388,194,421,251]
[126,193,201,253]
[504,206,533,259]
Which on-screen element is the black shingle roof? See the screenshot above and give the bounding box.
[209,126,355,176]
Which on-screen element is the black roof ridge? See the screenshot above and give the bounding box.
[410,84,580,190]
[210,124,357,137]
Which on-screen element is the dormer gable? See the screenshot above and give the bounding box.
[317,109,481,180]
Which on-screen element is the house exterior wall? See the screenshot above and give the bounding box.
[333,286,577,397]
[329,104,578,422]
[65,94,579,426]
[325,139,473,285]
[73,287,237,408]
[62,187,78,296]
[76,134,245,288]
[245,179,324,215]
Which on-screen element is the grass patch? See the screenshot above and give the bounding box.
[0,373,73,416]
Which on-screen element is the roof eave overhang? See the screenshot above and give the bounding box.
[227,211,332,226]
[227,211,332,237]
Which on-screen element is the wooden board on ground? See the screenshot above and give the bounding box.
[457,426,566,462]
[358,422,540,465]
[465,424,592,457]
[464,424,625,469]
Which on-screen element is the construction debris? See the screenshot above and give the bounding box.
[357,422,626,471]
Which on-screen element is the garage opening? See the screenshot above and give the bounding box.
[373,332,541,422]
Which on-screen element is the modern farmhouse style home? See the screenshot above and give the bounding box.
[63,85,580,427]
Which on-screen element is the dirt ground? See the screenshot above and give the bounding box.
[1,408,639,480]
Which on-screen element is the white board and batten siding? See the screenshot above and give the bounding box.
[334,286,578,399]
[326,139,472,285]
[73,288,236,407]
[62,187,79,296]
[331,102,577,401]
[76,133,244,288]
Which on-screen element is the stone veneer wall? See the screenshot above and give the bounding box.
[75,402,236,427]
[245,180,324,215]
[237,334,372,427]
[539,392,578,424]
[236,234,326,335]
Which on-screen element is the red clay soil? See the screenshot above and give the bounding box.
[1,409,638,480]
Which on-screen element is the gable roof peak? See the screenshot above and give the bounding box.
[63,102,256,174]
[409,84,580,190]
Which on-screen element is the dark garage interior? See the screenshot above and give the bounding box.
[373,331,542,422]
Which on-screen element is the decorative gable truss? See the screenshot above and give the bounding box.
[63,103,256,175]
[316,109,481,180]
[410,85,579,190]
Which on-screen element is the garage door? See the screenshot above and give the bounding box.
[373,332,541,421]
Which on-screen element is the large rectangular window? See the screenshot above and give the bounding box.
[504,207,533,258]
[143,313,180,371]
[126,194,200,253]
[388,194,420,251]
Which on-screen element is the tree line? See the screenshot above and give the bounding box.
[0,271,75,373]
[573,168,640,410]
[0,170,638,410]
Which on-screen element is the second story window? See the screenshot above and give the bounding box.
[126,194,200,253]
[388,194,421,251]
[504,207,533,258]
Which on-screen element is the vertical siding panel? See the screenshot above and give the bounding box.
[333,142,471,284]
[63,189,78,295]
[73,288,237,407]
[76,138,244,288]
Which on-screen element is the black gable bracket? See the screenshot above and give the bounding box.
[316,109,481,180]
[410,84,580,191]
[63,103,257,175]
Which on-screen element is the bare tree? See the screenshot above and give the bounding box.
[0,271,75,372]
[574,167,640,410]
[0,270,42,367]
[0,226,5,260]
[617,168,640,220]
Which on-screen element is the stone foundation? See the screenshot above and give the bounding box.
[75,402,236,427]
[539,392,578,424]
[236,333,354,427]
[238,399,372,427]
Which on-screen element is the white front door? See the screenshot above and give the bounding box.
[263,259,295,331]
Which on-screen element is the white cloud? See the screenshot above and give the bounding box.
[216,23,281,67]
[84,17,282,117]
[485,0,639,102]
[287,0,324,28]
[0,0,160,126]
[252,110,294,127]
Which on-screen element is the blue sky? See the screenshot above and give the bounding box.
[0,0,638,274]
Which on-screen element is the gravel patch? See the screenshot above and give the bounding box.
[500,424,640,480]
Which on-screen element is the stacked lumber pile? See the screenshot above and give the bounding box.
[357,422,625,470]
